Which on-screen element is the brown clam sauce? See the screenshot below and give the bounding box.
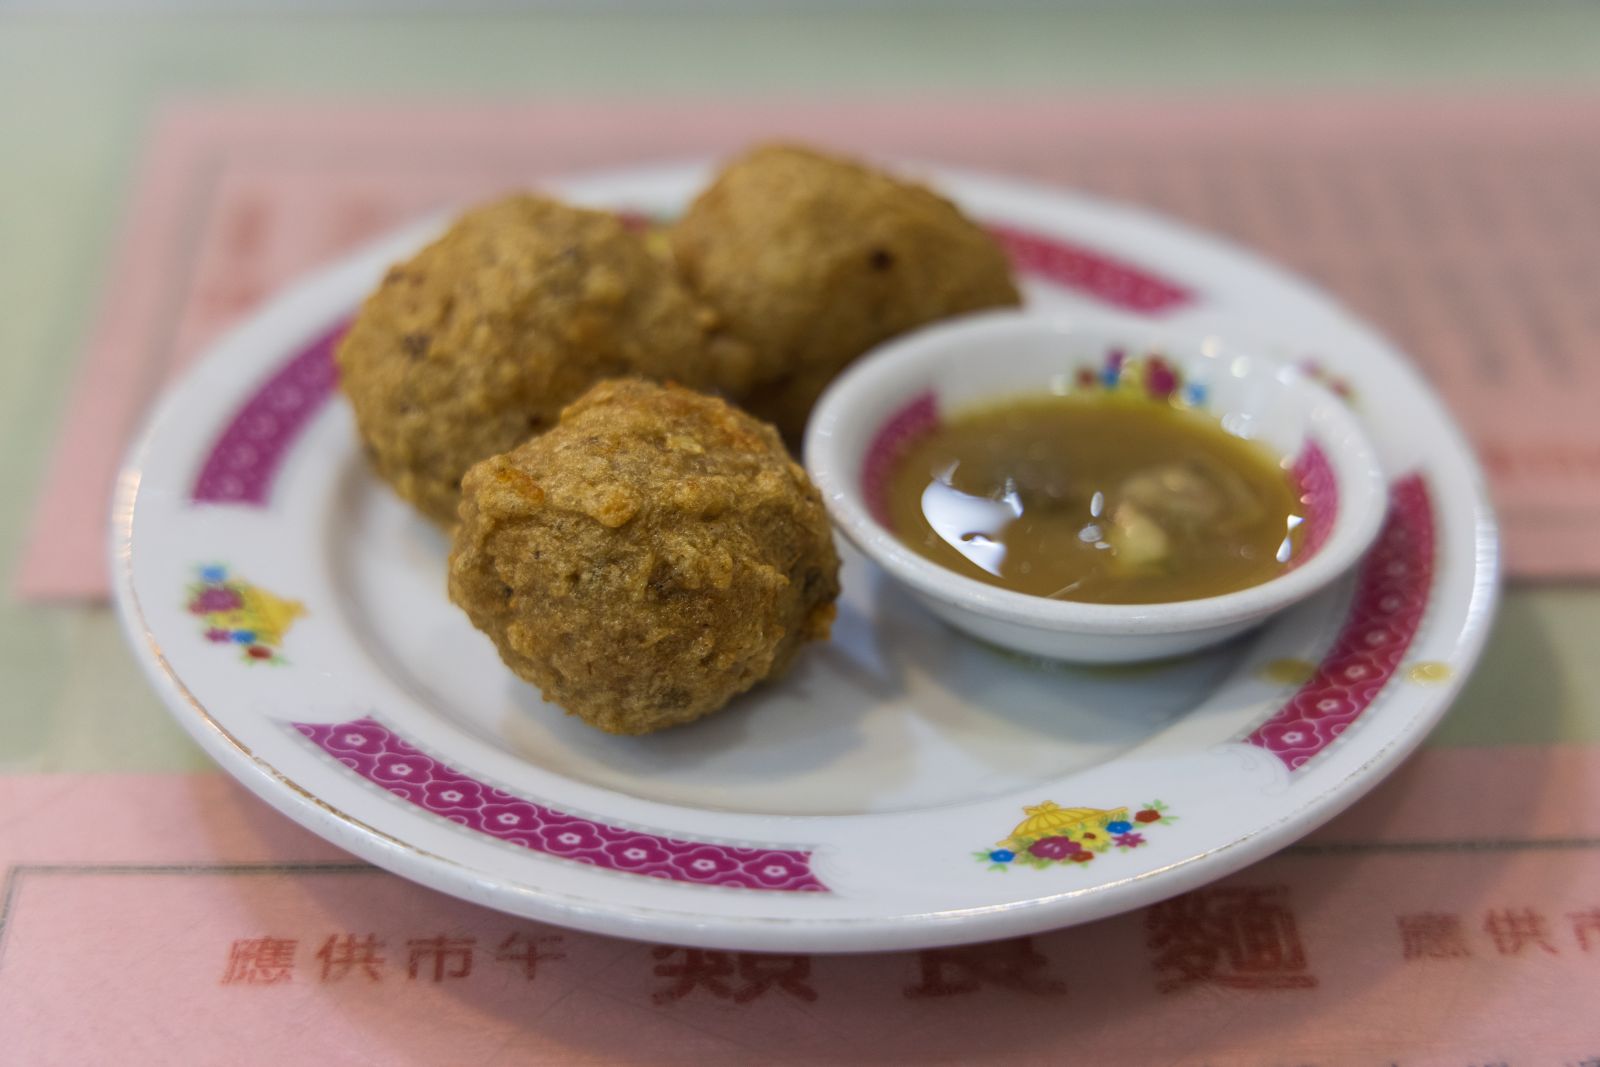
[885,394,1307,604]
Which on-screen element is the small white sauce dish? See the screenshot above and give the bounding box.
[804,307,1388,663]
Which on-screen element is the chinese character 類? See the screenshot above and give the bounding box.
[651,948,819,1004]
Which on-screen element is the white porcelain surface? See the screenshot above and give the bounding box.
[111,161,1498,953]
[804,308,1388,663]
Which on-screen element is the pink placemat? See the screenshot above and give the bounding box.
[4,746,1599,1063]
[18,96,1600,599]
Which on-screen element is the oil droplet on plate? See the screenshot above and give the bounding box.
[1406,661,1453,684]
[1257,657,1316,685]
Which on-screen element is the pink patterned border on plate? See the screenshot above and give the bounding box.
[191,321,345,505]
[1246,474,1434,770]
[293,717,828,892]
[989,225,1193,314]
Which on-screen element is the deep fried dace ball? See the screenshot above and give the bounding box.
[337,195,754,524]
[668,144,1021,439]
[448,379,841,735]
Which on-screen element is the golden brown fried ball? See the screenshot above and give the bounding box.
[337,195,755,524]
[669,144,1022,439]
[448,378,840,735]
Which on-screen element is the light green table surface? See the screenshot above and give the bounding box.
[3,4,1598,772]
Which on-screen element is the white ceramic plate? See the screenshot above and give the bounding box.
[111,162,1498,953]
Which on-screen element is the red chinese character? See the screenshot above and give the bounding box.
[1145,885,1317,992]
[315,933,386,982]
[494,931,565,982]
[1483,909,1557,956]
[650,949,818,1004]
[903,937,1066,998]
[406,936,476,981]
[729,953,818,1004]
[1570,909,1600,952]
[651,948,734,1004]
[221,936,298,985]
[1397,913,1472,960]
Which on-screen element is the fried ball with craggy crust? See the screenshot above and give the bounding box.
[337,195,755,524]
[668,144,1022,440]
[448,379,841,735]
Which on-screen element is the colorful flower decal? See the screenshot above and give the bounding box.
[976,800,1175,872]
[1069,348,1208,408]
[186,565,304,665]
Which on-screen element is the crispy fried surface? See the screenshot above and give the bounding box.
[669,144,1021,439]
[337,195,754,523]
[448,379,841,734]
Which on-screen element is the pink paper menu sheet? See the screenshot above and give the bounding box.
[4,746,1599,1064]
[17,96,1600,599]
